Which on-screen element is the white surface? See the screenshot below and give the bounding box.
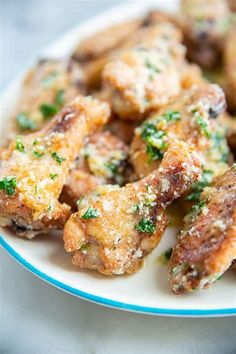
[0,1,236,353]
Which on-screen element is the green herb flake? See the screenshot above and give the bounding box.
[50,173,58,180]
[196,116,211,138]
[54,89,65,107]
[80,243,90,253]
[185,200,206,223]
[162,110,181,122]
[145,59,161,75]
[0,176,17,196]
[16,113,37,131]
[40,103,59,120]
[51,152,66,165]
[141,123,167,162]
[81,207,100,219]
[105,161,119,174]
[15,136,25,152]
[33,151,44,158]
[135,218,156,233]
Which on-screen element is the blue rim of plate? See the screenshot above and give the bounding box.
[1,236,236,317]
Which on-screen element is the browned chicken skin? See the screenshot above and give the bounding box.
[130,84,227,179]
[224,28,236,113]
[64,141,202,275]
[9,59,85,139]
[168,165,236,294]
[181,0,231,68]
[101,22,185,120]
[0,96,110,238]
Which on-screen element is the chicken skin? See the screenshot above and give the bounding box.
[224,28,236,113]
[101,22,185,120]
[10,59,85,137]
[130,84,227,179]
[64,141,202,275]
[0,96,110,238]
[60,131,129,209]
[168,164,236,294]
[181,0,231,68]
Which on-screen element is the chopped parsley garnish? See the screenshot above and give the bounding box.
[54,89,65,107]
[135,218,156,233]
[33,151,44,158]
[0,176,17,196]
[16,113,37,131]
[40,103,59,119]
[141,123,167,162]
[80,243,90,253]
[162,110,181,122]
[15,137,25,152]
[81,207,100,219]
[145,58,161,77]
[196,116,211,139]
[51,152,66,165]
[186,169,213,202]
[41,71,59,88]
[50,173,58,180]
[105,161,119,174]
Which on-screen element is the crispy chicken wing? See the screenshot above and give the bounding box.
[168,165,236,294]
[9,59,85,138]
[130,84,227,179]
[0,96,110,238]
[101,23,185,120]
[181,0,231,68]
[224,28,236,113]
[218,112,236,154]
[60,131,129,209]
[63,141,202,275]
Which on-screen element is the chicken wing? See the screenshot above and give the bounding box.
[181,0,231,68]
[101,22,185,120]
[63,140,202,275]
[130,84,227,179]
[168,164,236,294]
[60,131,129,209]
[0,96,110,238]
[9,59,85,138]
[224,28,236,113]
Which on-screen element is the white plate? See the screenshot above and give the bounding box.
[0,0,236,317]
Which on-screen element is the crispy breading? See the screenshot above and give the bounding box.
[130,84,227,179]
[218,112,236,154]
[181,0,231,68]
[101,23,185,120]
[168,165,236,294]
[63,141,202,275]
[0,96,110,238]
[8,59,85,139]
[60,131,129,209]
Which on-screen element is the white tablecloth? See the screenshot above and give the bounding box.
[0,1,236,353]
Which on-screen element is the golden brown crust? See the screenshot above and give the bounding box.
[168,165,236,294]
[0,96,110,238]
[130,84,226,179]
[64,140,202,275]
[8,59,86,140]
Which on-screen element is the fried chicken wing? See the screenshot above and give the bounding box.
[63,141,202,275]
[130,84,227,179]
[218,112,236,154]
[181,0,231,68]
[101,23,185,120]
[0,96,110,238]
[10,59,85,138]
[224,28,236,113]
[168,165,236,294]
[60,131,129,209]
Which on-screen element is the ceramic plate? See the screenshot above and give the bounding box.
[1,0,236,317]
